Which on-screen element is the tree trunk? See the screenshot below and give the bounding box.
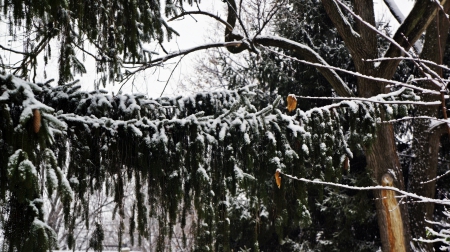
[365,121,411,252]
[409,3,450,250]
[381,173,406,252]
[321,0,415,250]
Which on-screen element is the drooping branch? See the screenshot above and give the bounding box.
[118,41,242,92]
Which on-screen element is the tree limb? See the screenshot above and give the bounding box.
[254,35,355,97]
[321,0,362,56]
[168,11,234,32]
[377,0,446,78]
[383,0,423,53]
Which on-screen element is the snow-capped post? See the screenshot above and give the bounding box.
[380,173,405,252]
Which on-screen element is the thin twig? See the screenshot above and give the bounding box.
[160,55,184,97]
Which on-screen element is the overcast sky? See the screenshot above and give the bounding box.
[0,1,416,98]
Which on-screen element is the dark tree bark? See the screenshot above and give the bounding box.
[408,2,450,250]
[321,0,445,251]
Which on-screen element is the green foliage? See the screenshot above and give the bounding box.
[0,73,416,250]
[0,70,422,251]
[0,74,68,251]
[1,0,196,84]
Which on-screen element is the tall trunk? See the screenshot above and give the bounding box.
[409,3,450,251]
[321,0,412,250]
[365,123,410,252]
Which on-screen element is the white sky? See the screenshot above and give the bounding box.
[0,1,416,98]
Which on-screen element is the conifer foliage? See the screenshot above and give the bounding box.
[1,0,182,84]
[0,72,417,250]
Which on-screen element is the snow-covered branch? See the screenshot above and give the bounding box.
[334,0,445,90]
[364,57,450,72]
[280,172,450,206]
[261,45,441,95]
[382,0,423,53]
[295,95,441,106]
[254,36,355,97]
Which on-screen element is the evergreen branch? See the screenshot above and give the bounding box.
[12,30,55,76]
[280,171,450,206]
[168,11,234,32]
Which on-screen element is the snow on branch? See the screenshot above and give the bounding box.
[334,0,445,90]
[364,57,450,72]
[280,171,450,206]
[261,46,441,95]
[382,0,423,53]
[294,95,441,106]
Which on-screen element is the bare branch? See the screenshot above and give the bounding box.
[0,43,30,55]
[295,95,441,106]
[118,41,242,92]
[254,36,354,97]
[168,11,234,32]
[280,172,450,206]
[258,41,441,97]
[382,0,423,54]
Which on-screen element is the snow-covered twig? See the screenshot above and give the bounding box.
[280,172,450,205]
[381,116,449,124]
[261,45,441,95]
[295,95,441,106]
[364,57,450,72]
[420,169,450,185]
[334,0,445,90]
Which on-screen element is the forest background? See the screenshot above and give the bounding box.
[1,0,450,251]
